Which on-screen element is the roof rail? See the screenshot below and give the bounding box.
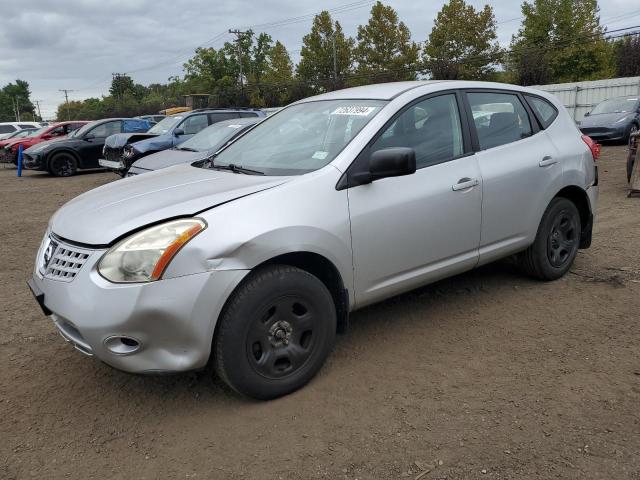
[189,107,263,113]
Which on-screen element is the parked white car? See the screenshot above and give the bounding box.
[0,121,42,140]
[28,81,598,399]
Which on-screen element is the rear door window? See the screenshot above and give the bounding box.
[467,92,533,150]
[239,112,259,118]
[209,112,240,124]
[18,124,34,129]
[525,96,558,129]
[90,121,122,138]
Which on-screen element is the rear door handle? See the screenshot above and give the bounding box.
[452,178,479,191]
[539,156,557,167]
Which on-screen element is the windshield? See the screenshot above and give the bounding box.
[179,122,249,152]
[213,100,387,175]
[148,115,184,134]
[591,97,639,115]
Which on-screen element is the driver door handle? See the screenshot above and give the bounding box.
[452,178,479,191]
[539,156,557,167]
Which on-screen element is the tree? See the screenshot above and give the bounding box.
[614,35,640,77]
[262,41,296,106]
[509,0,613,85]
[297,11,354,93]
[423,0,502,80]
[351,2,420,85]
[109,74,136,98]
[0,79,36,122]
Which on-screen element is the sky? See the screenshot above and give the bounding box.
[1,0,639,119]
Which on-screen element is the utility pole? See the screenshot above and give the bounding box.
[33,100,43,121]
[11,96,21,121]
[229,29,249,103]
[332,34,338,89]
[59,89,74,120]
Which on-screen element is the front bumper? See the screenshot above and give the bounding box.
[21,152,46,170]
[579,125,627,141]
[29,238,248,373]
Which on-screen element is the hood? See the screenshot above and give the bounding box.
[580,112,634,127]
[131,148,207,171]
[51,163,290,245]
[24,136,76,153]
[105,133,159,149]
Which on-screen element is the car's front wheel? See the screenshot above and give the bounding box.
[48,153,78,177]
[519,197,581,281]
[213,265,336,400]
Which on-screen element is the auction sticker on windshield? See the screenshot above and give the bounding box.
[331,106,377,116]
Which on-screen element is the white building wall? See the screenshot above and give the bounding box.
[532,76,640,121]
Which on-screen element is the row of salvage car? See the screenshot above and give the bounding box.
[1,108,266,177]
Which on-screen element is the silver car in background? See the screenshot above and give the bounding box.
[28,81,598,399]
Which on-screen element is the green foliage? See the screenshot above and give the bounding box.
[612,35,640,77]
[351,1,419,85]
[297,11,354,93]
[109,74,136,98]
[423,0,502,80]
[509,0,614,85]
[0,79,36,122]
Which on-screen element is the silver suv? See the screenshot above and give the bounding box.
[28,81,598,399]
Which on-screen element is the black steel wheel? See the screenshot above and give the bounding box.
[547,211,578,268]
[214,265,336,400]
[48,153,77,177]
[519,197,581,281]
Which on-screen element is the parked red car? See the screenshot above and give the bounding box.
[1,121,88,164]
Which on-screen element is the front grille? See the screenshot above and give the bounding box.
[103,147,124,162]
[40,236,92,282]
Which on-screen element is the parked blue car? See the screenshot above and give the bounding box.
[578,95,640,143]
[99,108,265,175]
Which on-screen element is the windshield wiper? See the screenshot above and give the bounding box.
[210,163,264,175]
[177,147,199,152]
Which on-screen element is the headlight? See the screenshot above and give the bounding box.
[122,145,134,158]
[614,115,631,124]
[98,218,206,283]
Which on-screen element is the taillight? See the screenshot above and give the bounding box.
[581,134,600,161]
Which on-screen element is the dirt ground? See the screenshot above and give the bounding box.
[1,146,639,480]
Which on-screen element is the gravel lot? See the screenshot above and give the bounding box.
[1,146,639,479]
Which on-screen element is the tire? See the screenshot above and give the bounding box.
[214,265,336,400]
[627,123,638,183]
[48,153,78,177]
[519,197,581,281]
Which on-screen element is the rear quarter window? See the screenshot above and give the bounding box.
[525,96,558,129]
[0,125,17,134]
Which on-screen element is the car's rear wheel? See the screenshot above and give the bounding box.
[519,197,581,281]
[214,265,336,400]
[48,153,77,177]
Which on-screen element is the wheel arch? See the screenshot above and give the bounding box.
[553,184,593,248]
[213,251,350,340]
[45,148,81,170]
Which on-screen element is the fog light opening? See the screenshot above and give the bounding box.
[104,336,141,355]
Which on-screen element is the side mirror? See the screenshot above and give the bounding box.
[174,128,185,136]
[84,133,95,141]
[369,147,416,181]
[584,111,590,117]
